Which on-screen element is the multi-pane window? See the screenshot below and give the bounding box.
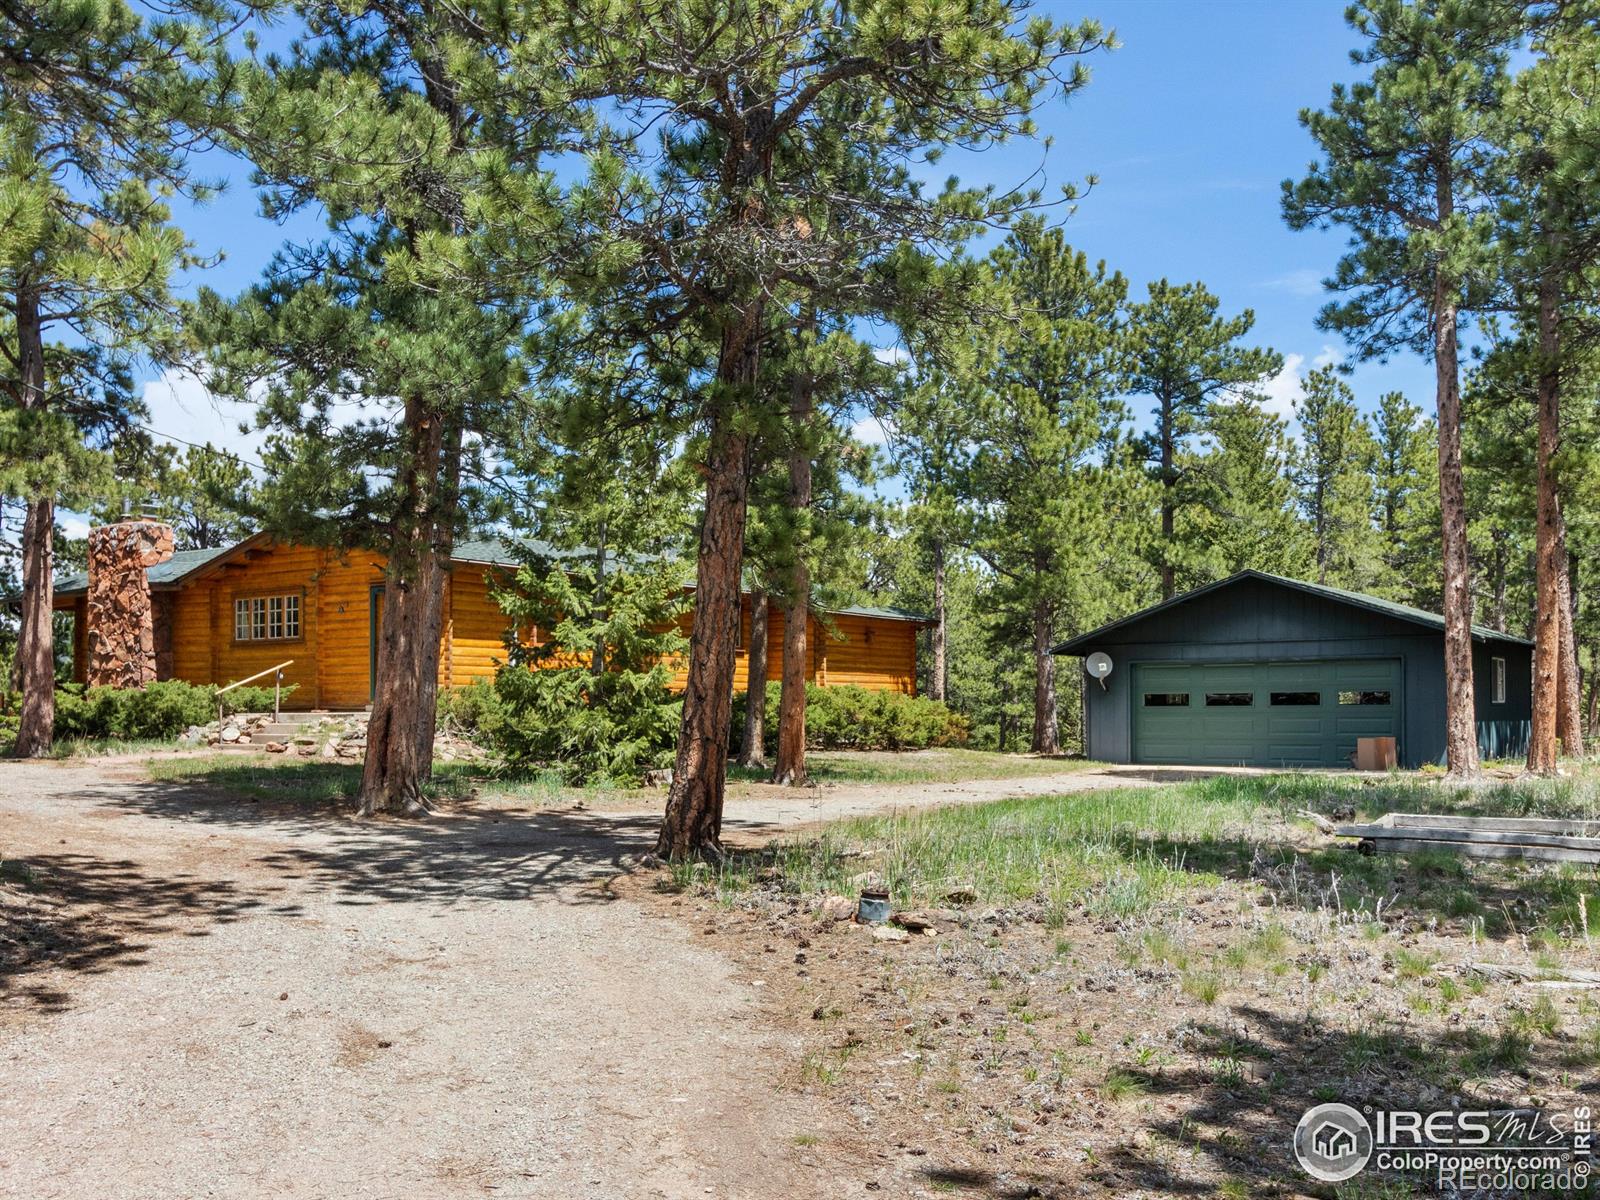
[234,594,301,641]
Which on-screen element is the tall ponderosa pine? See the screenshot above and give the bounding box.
[1124,281,1281,600]
[1177,398,1309,584]
[1493,10,1600,771]
[1285,0,1519,775]
[558,2,1111,857]
[1290,366,1381,590]
[1370,392,1441,609]
[966,221,1137,755]
[202,0,573,813]
[0,0,218,755]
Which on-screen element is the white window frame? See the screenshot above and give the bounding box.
[1492,656,1506,705]
[234,593,303,642]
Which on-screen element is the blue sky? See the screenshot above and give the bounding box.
[134,0,1437,487]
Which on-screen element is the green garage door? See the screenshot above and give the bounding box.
[1132,659,1400,767]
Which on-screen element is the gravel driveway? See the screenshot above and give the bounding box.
[0,759,1152,1199]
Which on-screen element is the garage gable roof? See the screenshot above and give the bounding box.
[1052,570,1533,654]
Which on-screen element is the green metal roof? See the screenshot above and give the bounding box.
[53,545,234,597]
[1053,569,1533,654]
[457,536,931,623]
[55,533,933,623]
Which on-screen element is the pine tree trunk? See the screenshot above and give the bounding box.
[656,323,758,859]
[930,537,947,702]
[1585,638,1600,739]
[774,349,814,788]
[738,590,768,768]
[12,285,54,758]
[1030,593,1059,755]
[591,524,608,675]
[1488,532,1508,633]
[774,595,809,784]
[1557,540,1583,758]
[1433,281,1478,777]
[1159,392,1176,601]
[1528,266,1561,775]
[358,399,451,816]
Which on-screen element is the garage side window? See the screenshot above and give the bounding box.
[1492,657,1506,705]
[1269,691,1320,705]
[1338,690,1392,705]
[1204,693,1252,706]
[1142,692,1189,707]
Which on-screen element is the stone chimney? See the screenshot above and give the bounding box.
[86,517,176,688]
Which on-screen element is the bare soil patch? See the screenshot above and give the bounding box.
[636,804,1600,1198]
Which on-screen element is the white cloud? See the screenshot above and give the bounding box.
[851,414,890,447]
[140,365,388,466]
[1313,344,1342,369]
[141,366,270,459]
[1262,268,1325,298]
[1257,352,1307,422]
[873,345,909,367]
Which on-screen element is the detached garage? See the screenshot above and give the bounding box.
[1056,571,1533,770]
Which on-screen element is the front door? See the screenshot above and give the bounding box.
[368,585,385,702]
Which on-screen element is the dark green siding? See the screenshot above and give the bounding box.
[1067,575,1532,769]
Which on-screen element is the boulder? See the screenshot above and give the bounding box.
[265,742,287,754]
[818,895,856,923]
[220,724,241,743]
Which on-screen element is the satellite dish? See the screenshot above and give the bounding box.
[1085,651,1113,690]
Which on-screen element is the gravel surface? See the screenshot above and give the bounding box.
[0,759,1159,1199]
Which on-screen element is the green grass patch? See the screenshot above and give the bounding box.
[699,780,1273,913]
[726,748,1102,788]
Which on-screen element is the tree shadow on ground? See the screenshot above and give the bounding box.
[83,770,664,907]
[4,765,668,1011]
[908,1000,1595,1198]
[1,852,270,1012]
[1140,831,1597,940]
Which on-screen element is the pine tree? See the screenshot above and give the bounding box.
[965,220,1141,755]
[1369,392,1441,608]
[1177,398,1310,583]
[0,0,219,754]
[1290,367,1382,589]
[558,2,1112,857]
[1284,0,1521,775]
[1124,281,1281,600]
[1490,8,1600,770]
[200,0,577,813]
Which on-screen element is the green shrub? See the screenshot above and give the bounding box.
[9,679,300,747]
[437,680,505,735]
[732,682,970,753]
[54,680,219,740]
[485,549,688,785]
[221,684,297,714]
[491,663,680,785]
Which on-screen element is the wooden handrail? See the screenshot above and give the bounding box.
[218,661,295,694]
[218,660,294,724]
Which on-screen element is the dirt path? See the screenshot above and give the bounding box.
[0,760,1159,1199]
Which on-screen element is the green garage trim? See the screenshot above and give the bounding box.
[1132,659,1401,768]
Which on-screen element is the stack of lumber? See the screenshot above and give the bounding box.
[1329,813,1600,864]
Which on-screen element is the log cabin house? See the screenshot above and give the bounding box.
[53,533,927,709]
